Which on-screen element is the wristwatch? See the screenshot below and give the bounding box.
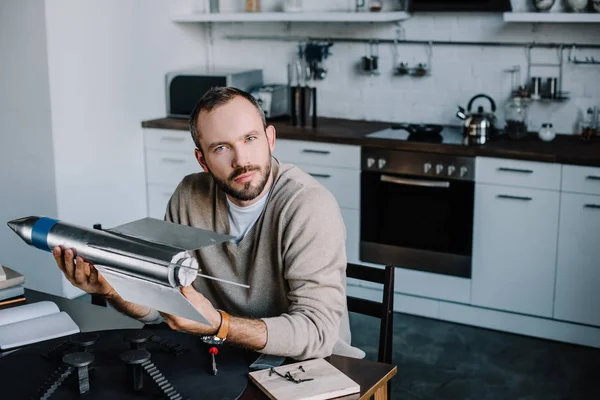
[201,310,230,345]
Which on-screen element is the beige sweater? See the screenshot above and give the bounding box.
[165,159,364,360]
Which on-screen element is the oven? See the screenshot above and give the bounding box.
[360,148,475,278]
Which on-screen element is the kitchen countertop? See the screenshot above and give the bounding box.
[141,117,600,167]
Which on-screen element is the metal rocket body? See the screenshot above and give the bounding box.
[7,216,241,324]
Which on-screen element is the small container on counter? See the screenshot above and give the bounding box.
[504,96,529,140]
[538,123,556,142]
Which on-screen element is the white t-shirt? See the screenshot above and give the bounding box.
[226,193,269,244]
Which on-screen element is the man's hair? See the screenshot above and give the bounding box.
[188,87,266,151]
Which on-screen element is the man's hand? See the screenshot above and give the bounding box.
[53,246,114,296]
[160,286,222,335]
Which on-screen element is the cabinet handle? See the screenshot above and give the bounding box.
[309,173,331,179]
[161,158,186,164]
[497,194,532,201]
[586,175,600,181]
[381,175,450,188]
[302,149,330,155]
[160,136,185,142]
[584,204,600,209]
[497,167,533,174]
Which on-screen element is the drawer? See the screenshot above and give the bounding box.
[296,163,360,209]
[561,165,600,195]
[144,129,195,154]
[274,139,360,170]
[475,157,560,190]
[147,183,178,219]
[145,150,200,185]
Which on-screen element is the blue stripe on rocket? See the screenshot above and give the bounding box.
[31,217,58,251]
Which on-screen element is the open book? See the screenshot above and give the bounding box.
[0,301,79,351]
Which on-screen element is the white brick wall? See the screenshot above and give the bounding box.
[206,0,600,135]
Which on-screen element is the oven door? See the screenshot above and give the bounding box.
[360,171,474,278]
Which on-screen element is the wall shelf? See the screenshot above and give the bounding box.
[503,12,600,23]
[172,11,411,23]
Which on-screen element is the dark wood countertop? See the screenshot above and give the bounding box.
[142,117,600,167]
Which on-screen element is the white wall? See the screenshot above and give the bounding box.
[209,1,600,134]
[43,0,209,297]
[1,1,209,298]
[0,0,62,295]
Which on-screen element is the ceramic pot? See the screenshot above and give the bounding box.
[538,123,556,142]
[566,0,589,12]
[533,0,555,11]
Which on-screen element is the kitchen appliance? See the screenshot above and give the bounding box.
[250,84,290,119]
[165,67,263,118]
[408,0,511,11]
[456,94,498,145]
[366,124,465,144]
[360,148,475,278]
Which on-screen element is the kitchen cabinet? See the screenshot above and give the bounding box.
[554,165,600,327]
[143,129,200,219]
[273,139,362,268]
[472,158,561,318]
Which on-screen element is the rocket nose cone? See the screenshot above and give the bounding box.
[7,220,18,233]
[7,216,39,241]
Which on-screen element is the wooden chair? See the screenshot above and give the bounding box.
[346,263,395,365]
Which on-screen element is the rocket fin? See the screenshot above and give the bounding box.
[95,265,212,325]
[107,217,233,251]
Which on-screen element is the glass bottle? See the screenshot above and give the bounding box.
[504,96,529,140]
[245,0,261,12]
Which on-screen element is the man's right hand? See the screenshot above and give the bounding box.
[52,246,114,296]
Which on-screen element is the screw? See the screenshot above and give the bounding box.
[120,349,151,391]
[62,352,94,394]
[69,332,99,352]
[123,330,153,350]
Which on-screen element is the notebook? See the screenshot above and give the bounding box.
[249,358,360,400]
[0,301,79,350]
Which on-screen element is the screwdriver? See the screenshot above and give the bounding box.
[209,346,218,375]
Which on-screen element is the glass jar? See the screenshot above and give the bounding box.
[504,97,529,140]
[368,0,383,11]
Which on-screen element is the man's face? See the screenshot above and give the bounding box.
[194,96,276,204]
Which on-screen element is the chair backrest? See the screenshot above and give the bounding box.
[346,263,394,364]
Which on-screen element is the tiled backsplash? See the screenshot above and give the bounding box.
[203,1,599,134]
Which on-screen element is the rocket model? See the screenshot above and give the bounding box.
[7,216,247,325]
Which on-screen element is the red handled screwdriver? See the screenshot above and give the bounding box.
[209,346,218,375]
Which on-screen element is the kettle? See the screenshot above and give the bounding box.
[456,94,497,145]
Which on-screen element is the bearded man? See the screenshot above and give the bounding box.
[53,87,364,360]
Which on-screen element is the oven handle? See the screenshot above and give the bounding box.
[380,175,450,188]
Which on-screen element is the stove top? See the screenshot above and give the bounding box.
[366,124,466,145]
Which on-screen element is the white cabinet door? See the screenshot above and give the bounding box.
[554,193,600,327]
[471,183,560,317]
[147,183,178,219]
[294,163,359,209]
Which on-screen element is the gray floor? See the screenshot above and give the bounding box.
[349,312,600,400]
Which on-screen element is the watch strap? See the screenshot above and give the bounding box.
[216,310,230,341]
